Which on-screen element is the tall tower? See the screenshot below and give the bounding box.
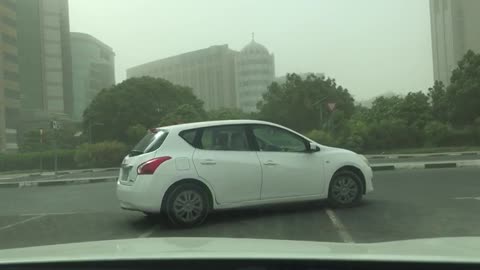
[430,0,480,85]
[0,0,20,151]
[16,0,73,129]
[235,36,275,112]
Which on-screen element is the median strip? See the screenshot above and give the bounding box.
[424,163,457,169]
[0,177,117,189]
[371,160,480,171]
[371,165,395,171]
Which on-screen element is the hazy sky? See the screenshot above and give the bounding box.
[69,0,433,100]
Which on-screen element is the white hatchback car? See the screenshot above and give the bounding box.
[117,120,373,227]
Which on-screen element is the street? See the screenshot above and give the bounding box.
[0,167,480,250]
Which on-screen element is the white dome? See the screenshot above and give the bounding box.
[241,40,269,54]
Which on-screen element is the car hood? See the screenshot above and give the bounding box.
[315,144,349,153]
[0,237,480,264]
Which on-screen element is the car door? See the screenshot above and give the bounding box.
[250,124,325,200]
[192,125,262,204]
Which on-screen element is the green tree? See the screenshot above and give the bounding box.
[257,73,355,132]
[159,104,206,126]
[428,80,448,122]
[83,77,205,143]
[398,91,431,128]
[126,124,147,146]
[424,121,449,147]
[207,108,250,120]
[367,95,403,122]
[305,129,336,146]
[446,50,480,125]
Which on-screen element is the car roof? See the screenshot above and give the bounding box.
[157,119,279,132]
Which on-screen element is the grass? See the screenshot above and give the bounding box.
[365,146,480,155]
[0,169,42,176]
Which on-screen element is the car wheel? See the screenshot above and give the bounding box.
[328,170,362,208]
[164,183,209,228]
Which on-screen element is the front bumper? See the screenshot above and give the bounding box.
[364,166,374,193]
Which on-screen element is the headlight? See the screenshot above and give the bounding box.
[359,154,370,167]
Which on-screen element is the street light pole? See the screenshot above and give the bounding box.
[312,96,328,130]
[89,121,92,144]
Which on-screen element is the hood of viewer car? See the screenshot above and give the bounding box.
[1,237,480,264]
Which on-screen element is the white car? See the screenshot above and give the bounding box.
[117,120,373,227]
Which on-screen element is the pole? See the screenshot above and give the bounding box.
[53,128,58,176]
[89,121,92,144]
[39,128,43,172]
[320,107,323,130]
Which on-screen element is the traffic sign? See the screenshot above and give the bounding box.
[327,103,336,111]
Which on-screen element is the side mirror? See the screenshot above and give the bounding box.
[307,142,320,153]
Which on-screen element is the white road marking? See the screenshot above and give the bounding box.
[138,226,156,238]
[0,215,45,232]
[19,211,84,216]
[325,208,354,243]
[453,196,480,201]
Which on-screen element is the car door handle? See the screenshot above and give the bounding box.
[200,159,216,165]
[263,160,277,166]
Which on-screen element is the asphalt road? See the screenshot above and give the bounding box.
[1,167,480,250]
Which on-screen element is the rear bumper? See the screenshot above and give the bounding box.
[116,176,165,213]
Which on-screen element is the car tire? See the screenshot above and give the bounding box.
[328,170,363,208]
[164,183,210,228]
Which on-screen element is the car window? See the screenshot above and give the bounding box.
[252,125,306,152]
[130,130,168,156]
[179,129,197,146]
[200,125,249,151]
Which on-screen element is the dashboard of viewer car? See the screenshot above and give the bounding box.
[1,259,479,270]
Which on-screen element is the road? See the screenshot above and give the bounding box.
[0,167,479,250]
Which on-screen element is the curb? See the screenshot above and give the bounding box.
[366,151,480,160]
[0,177,117,189]
[0,167,119,181]
[372,160,480,171]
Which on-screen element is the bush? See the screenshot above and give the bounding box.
[74,141,128,168]
[424,121,449,147]
[305,129,337,146]
[342,135,365,153]
[0,150,76,172]
[445,127,475,146]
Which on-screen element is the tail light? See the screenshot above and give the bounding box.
[137,156,171,175]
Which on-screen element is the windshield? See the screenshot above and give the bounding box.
[130,130,168,156]
[1,0,480,261]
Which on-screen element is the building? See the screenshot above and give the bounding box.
[234,39,275,112]
[70,32,115,121]
[430,0,480,85]
[16,0,73,131]
[127,45,237,110]
[0,0,20,151]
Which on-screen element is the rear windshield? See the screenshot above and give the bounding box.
[130,130,168,156]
